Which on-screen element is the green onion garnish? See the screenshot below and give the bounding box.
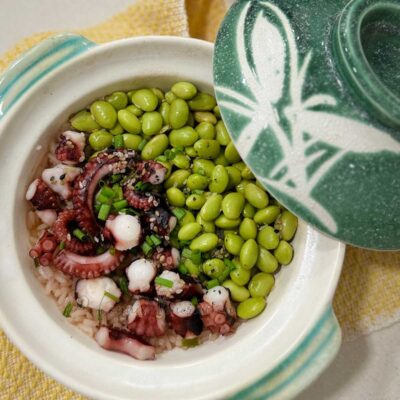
[98,204,111,221]
[178,263,188,275]
[109,247,116,256]
[155,155,167,162]
[112,184,123,200]
[192,189,204,195]
[113,199,128,211]
[63,302,73,317]
[118,277,129,296]
[141,242,153,256]
[119,208,139,216]
[155,276,174,288]
[96,246,106,255]
[150,234,162,246]
[179,240,191,247]
[100,186,115,199]
[59,241,65,250]
[191,297,198,305]
[97,309,103,322]
[104,291,119,302]
[134,181,151,192]
[206,279,220,290]
[182,248,192,259]
[185,261,200,277]
[191,250,202,265]
[218,267,231,284]
[145,236,154,246]
[110,174,122,184]
[224,259,237,271]
[182,337,199,348]
[113,134,125,149]
[96,193,112,204]
[172,208,186,220]
[73,228,87,242]
[138,139,147,151]
[94,203,101,213]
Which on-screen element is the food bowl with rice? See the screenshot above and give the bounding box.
[0,35,344,399]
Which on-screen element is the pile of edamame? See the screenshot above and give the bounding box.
[69,81,298,320]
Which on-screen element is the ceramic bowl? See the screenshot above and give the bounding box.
[0,36,345,400]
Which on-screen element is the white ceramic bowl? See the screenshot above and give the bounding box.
[0,36,345,400]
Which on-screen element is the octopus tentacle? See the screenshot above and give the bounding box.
[26,179,61,210]
[135,160,167,185]
[152,247,180,270]
[123,188,160,211]
[141,207,177,238]
[55,131,85,165]
[168,301,203,337]
[29,231,58,266]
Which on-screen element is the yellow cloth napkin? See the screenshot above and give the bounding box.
[0,0,399,398]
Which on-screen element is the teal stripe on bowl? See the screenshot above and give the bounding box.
[230,308,341,400]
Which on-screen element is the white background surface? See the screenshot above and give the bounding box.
[0,1,399,399]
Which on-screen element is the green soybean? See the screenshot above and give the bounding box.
[188,92,216,111]
[224,233,244,256]
[166,187,186,207]
[215,215,241,229]
[237,297,266,319]
[151,88,164,101]
[276,211,298,241]
[223,280,250,302]
[224,142,241,163]
[126,104,143,117]
[186,193,206,210]
[194,139,220,159]
[203,259,226,280]
[170,127,198,147]
[243,203,256,218]
[118,109,141,134]
[131,89,158,111]
[178,222,202,241]
[214,153,229,166]
[105,91,128,110]
[179,209,195,225]
[254,206,281,225]
[187,112,195,127]
[185,146,197,157]
[209,165,229,193]
[171,82,197,100]
[233,162,246,172]
[190,233,219,252]
[241,166,255,180]
[90,101,117,129]
[230,264,251,286]
[142,111,163,136]
[256,247,279,273]
[213,105,221,119]
[158,160,172,179]
[248,273,275,298]
[226,166,242,189]
[257,226,280,250]
[164,169,191,189]
[159,102,170,125]
[169,98,189,129]
[122,134,142,150]
[195,122,216,139]
[222,192,245,219]
[194,111,217,125]
[109,123,124,135]
[141,134,169,160]
[70,110,100,131]
[216,121,231,145]
[193,159,215,177]
[89,130,113,151]
[236,180,252,194]
[199,194,222,221]
[274,241,294,265]
[165,91,177,104]
[240,239,259,270]
[196,214,216,233]
[244,183,269,209]
[172,154,190,169]
[239,218,258,240]
[187,174,209,191]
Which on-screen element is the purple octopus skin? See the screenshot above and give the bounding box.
[123,188,160,211]
[27,179,61,210]
[168,302,203,338]
[135,160,167,185]
[95,327,155,361]
[55,132,85,165]
[141,207,177,238]
[152,247,180,270]
[72,149,136,236]
[29,231,58,266]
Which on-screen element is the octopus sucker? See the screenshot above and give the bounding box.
[26,178,61,210]
[29,231,58,262]
[152,247,180,270]
[142,207,177,238]
[123,188,160,211]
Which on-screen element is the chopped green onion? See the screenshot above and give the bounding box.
[191,250,202,265]
[192,189,204,195]
[145,236,154,247]
[98,204,111,221]
[172,208,186,220]
[94,203,101,213]
[97,309,103,322]
[182,337,199,348]
[141,242,153,256]
[206,279,220,290]
[34,258,40,268]
[59,241,65,250]
[155,276,174,288]
[134,181,151,192]
[138,139,147,151]
[119,208,139,216]
[63,302,73,317]
[96,246,106,255]
[109,247,116,256]
[104,291,119,302]
[150,234,162,246]
[178,263,188,275]
[113,134,125,148]
[191,297,198,305]
[155,155,167,162]
[218,267,231,284]
[112,184,123,200]
[110,174,122,184]
[185,261,200,277]
[73,228,87,241]
[118,277,129,296]
[96,193,112,204]
[182,248,192,259]
[100,186,115,199]
[179,240,191,247]
[164,149,174,160]
[224,259,237,271]
[113,199,128,211]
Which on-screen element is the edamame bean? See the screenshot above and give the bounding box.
[186,193,206,210]
[126,104,143,117]
[254,206,281,225]
[224,142,241,163]
[193,159,215,177]
[226,166,242,189]
[209,165,229,193]
[230,264,251,286]
[142,112,163,136]
[185,146,197,157]
[105,91,128,110]
[171,82,197,100]
[223,280,250,302]
[187,112,195,127]
[244,183,269,209]
[213,105,221,119]
[178,222,202,241]
[194,139,220,159]
[118,109,141,134]
[239,218,257,240]
[169,98,189,129]
[70,110,100,131]
[164,169,191,189]
[257,247,279,273]
[179,209,195,225]
[216,121,231,145]
[194,111,217,125]
[190,233,219,252]
[237,297,266,319]
[89,130,113,151]
[167,187,186,207]
[110,123,124,135]
[203,259,225,280]
[187,174,209,190]
[257,226,279,250]
[90,101,117,129]
[132,89,159,111]
[165,91,177,104]
[215,215,241,229]
[196,214,216,233]
[243,203,256,218]
[123,134,142,150]
[241,166,255,180]
[170,127,198,147]
[195,122,215,139]
[274,241,294,265]
[222,193,245,219]
[248,273,275,298]
[188,92,216,111]
[151,88,164,101]
[233,161,246,172]
[240,239,259,270]
[199,194,222,221]
[159,102,170,125]
[141,134,169,160]
[236,180,252,194]
[172,154,190,169]
[224,233,244,256]
[214,153,229,166]
[275,211,298,241]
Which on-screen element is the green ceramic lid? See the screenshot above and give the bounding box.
[214,0,400,250]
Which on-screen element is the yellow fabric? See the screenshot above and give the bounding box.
[0,0,399,398]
